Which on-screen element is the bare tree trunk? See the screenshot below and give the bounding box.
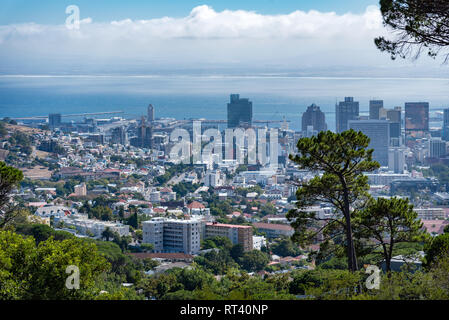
[343,187,358,272]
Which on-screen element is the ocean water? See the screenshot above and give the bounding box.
[0,75,448,131]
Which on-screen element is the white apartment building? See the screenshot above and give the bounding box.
[55,214,129,238]
[149,191,161,202]
[35,205,78,218]
[414,208,446,220]
[253,235,267,250]
[204,170,224,187]
[142,217,201,255]
[365,173,411,186]
[388,147,407,174]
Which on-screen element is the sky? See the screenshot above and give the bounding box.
[0,0,379,24]
[0,1,447,76]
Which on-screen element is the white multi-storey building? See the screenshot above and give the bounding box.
[53,214,129,238]
[204,170,223,187]
[142,217,201,254]
[414,208,446,220]
[388,147,407,174]
[365,173,411,186]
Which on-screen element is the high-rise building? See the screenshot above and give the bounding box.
[405,102,429,135]
[142,217,201,255]
[227,94,253,128]
[147,104,155,123]
[302,103,327,133]
[388,147,406,174]
[387,107,402,123]
[336,97,359,133]
[444,108,449,127]
[349,120,390,166]
[430,138,447,158]
[443,109,449,141]
[48,113,62,129]
[130,116,152,149]
[377,106,402,145]
[369,100,384,120]
[205,222,253,252]
[111,126,127,145]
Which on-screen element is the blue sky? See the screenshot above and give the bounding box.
[0,0,443,76]
[0,0,378,24]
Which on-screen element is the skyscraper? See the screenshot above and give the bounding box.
[349,120,390,166]
[147,104,155,123]
[387,107,402,123]
[405,102,429,136]
[302,103,327,133]
[388,147,406,174]
[48,113,62,129]
[111,126,127,145]
[376,106,402,145]
[336,97,359,133]
[227,94,253,128]
[369,100,383,120]
[130,116,152,149]
[443,108,449,141]
[430,138,447,159]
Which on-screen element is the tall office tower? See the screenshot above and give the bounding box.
[430,138,447,158]
[111,126,127,145]
[369,100,384,120]
[336,97,359,133]
[147,104,155,123]
[443,108,449,141]
[227,94,253,128]
[48,113,62,129]
[387,107,402,123]
[388,147,406,174]
[349,120,390,166]
[131,117,152,148]
[302,103,327,133]
[378,106,402,144]
[142,218,201,255]
[405,102,429,136]
[389,122,401,144]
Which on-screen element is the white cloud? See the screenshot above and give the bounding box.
[0,5,436,74]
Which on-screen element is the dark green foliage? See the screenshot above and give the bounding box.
[173,182,200,198]
[271,237,302,257]
[127,209,139,229]
[18,224,75,244]
[90,205,113,221]
[238,250,270,272]
[288,130,379,272]
[375,0,449,61]
[0,230,109,300]
[424,233,449,268]
[354,197,428,272]
[0,162,24,229]
[230,244,245,261]
[195,249,239,275]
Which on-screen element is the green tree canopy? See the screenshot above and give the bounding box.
[287,130,380,272]
[375,0,449,62]
[0,162,24,229]
[354,197,428,272]
[0,230,109,299]
[238,250,270,272]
